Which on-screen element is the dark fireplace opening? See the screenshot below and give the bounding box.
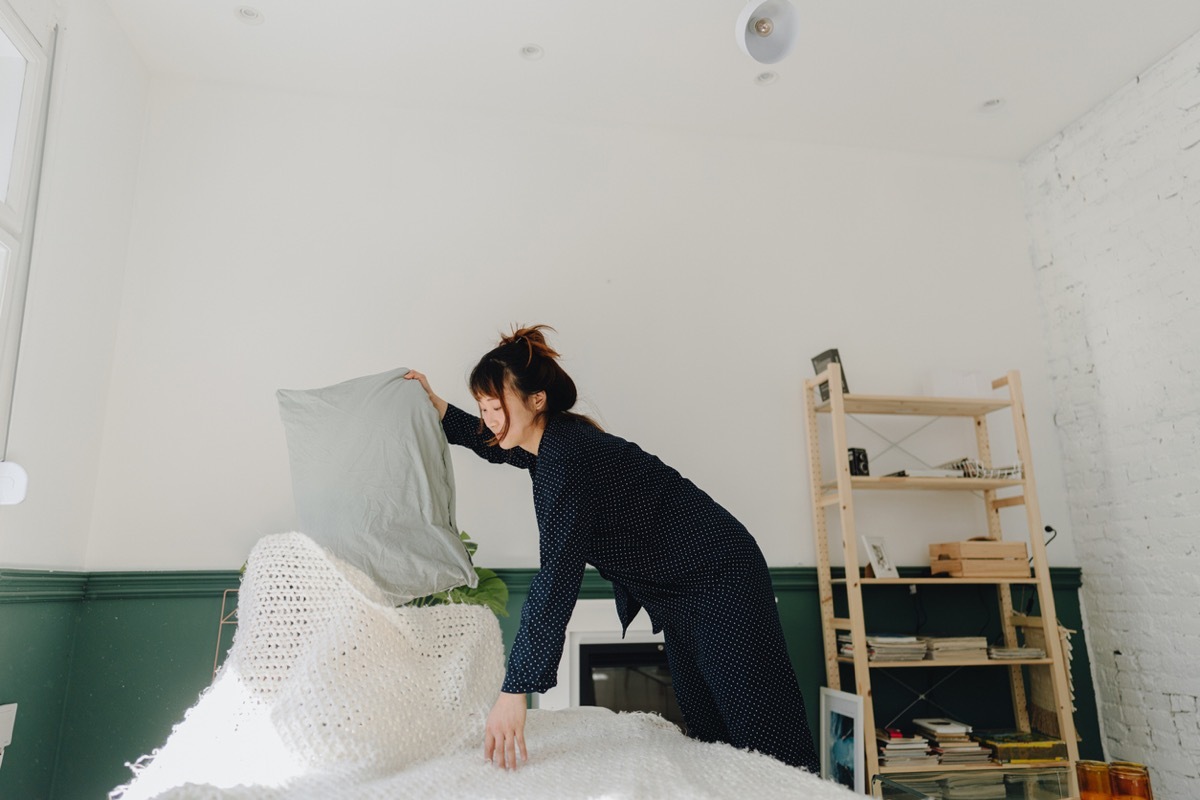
[577,641,685,732]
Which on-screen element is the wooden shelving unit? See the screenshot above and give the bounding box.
[803,365,1080,796]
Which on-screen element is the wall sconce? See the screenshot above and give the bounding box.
[0,461,27,504]
[736,0,800,65]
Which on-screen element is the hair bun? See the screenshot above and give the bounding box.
[468,324,602,440]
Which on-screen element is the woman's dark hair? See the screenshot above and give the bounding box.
[469,324,601,446]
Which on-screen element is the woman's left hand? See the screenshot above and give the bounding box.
[484,691,528,769]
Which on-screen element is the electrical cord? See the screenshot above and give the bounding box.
[1018,524,1058,615]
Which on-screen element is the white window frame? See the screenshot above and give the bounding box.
[0,1,54,458]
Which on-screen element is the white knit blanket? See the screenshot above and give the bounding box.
[113,533,858,800]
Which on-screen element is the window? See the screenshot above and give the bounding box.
[0,28,28,204]
[0,2,53,457]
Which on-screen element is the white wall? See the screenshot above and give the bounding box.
[0,0,147,569]
[79,77,1074,573]
[1022,28,1200,795]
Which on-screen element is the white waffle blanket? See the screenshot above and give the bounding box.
[113,532,858,800]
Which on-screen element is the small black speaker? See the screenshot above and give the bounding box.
[848,448,869,476]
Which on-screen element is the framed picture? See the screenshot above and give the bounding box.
[811,348,850,402]
[862,535,899,579]
[820,686,865,793]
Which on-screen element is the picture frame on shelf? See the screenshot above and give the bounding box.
[811,348,850,402]
[862,535,899,579]
[820,686,865,793]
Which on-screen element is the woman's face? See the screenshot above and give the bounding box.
[477,384,545,451]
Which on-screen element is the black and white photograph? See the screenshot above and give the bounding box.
[862,536,899,579]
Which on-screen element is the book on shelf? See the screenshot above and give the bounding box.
[838,633,928,661]
[988,645,1045,660]
[877,726,936,766]
[913,717,972,736]
[875,728,927,746]
[944,772,1006,800]
[933,743,994,764]
[880,754,940,767]
[885,467,964,478]
[925,636,990,661]
[970,730,1068,763]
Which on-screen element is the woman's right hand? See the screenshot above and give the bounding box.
[403,370,448,420]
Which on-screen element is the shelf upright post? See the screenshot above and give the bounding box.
[973,395,1031,731]
[803,368,841,691]
[825,363,881,783]
[998,371,1081,773]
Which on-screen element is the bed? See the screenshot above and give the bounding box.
[111,533,860,800]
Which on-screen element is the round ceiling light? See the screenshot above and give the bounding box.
[755,71,779,86]
[520,44,544,61]
[736,0,799,65]
[980,97,1006,113]
[236,6,264,25]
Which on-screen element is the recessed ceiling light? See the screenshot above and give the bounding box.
[980,97,1006,113]
[520,44,544,61]
[755,71,779,86]
[236,6,264,25]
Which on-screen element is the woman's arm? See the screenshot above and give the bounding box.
[483,458,592,768]
[501,462,590,693]
[402,370,448,419]
[441,404,536,470]
[404,370,534,470]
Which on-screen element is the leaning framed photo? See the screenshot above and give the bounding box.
[820,686,865,793]
[862,535,899,579]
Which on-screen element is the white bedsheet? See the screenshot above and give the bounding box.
[112,533,858,800]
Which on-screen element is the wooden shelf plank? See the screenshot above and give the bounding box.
[838,657,1055,668]
[814,394,1011,417]
[880,762,1069,774]
[832,577,1040,586]
[823,476,1024,491]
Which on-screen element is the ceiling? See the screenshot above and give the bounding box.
[103,0,1200,161]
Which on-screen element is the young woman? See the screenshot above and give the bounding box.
[404,326,819,773]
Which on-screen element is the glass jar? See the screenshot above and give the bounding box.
[1076,760,1111,800]
[1109,763,1153,800]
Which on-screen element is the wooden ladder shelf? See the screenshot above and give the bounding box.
[802,365,1080,796]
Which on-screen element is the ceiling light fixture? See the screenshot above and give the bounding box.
[755,71,778,86]
[520,44,544,61]
[736,0,799,65]
[980,97,1006,113]
[236,6,264,25]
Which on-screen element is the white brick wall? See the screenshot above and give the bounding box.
[1022,29,1200,796]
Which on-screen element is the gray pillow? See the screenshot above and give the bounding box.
[276,367,476,604]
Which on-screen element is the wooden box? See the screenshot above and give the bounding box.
[930,540,1030,578]
[930,540,1028,561]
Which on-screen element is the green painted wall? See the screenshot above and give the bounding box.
[52,577,240,800]
[0,567,1098,799]
[0,571,86,800]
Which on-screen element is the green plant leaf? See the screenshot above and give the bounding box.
[403,534,508,616]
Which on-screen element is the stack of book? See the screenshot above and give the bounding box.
[912,718,994,766]
[942,772,1006,800]
[837,633,928,661]
[876,728,938,767]
[925,636,990,661]
[971,730,1068,764]
[932,737,994,765]
[988,644,1045,660]
[890,773,1007,800]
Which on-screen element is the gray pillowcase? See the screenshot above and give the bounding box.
[276,367,476,604]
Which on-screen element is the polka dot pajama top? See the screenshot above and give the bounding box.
[442,404,819,771]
